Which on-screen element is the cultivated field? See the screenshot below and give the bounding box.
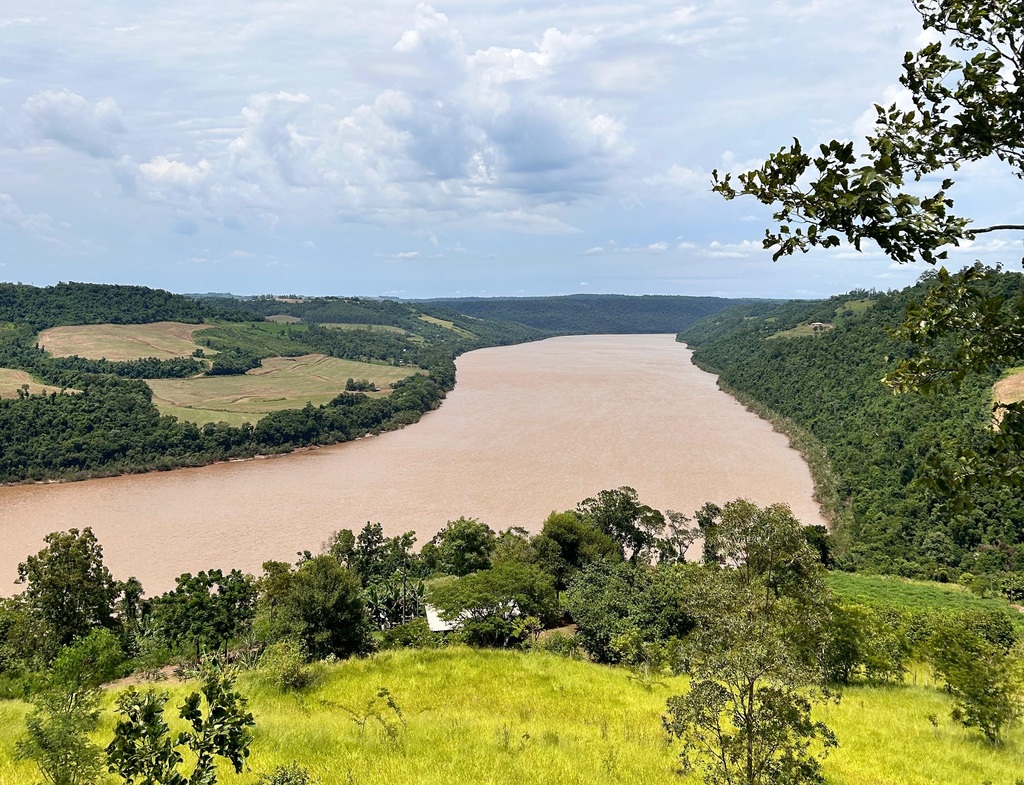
[0,368,66,398]
[147,353,419,426]
[38,322,211,361]
[266,314,302,324]
[995,367,1024,405]
[0,648,1021,785]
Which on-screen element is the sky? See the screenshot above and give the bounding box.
[1,1,1022,299]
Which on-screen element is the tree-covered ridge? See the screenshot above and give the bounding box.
[417,294,758,334]
[0,282,260,331]
[679,272,1024,581]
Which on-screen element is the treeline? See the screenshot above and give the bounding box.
[679,272,1024,584]
[0,282,259,331]
[420,293,756,334]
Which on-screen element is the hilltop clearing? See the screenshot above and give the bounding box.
[38,321,213,361]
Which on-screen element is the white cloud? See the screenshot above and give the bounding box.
[393,251,420,259]
[23,90,125,158]
[0,193,55,237]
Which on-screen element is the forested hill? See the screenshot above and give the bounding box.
[680,274,1024,585]
[417,294,758,334]
[0,282,260,330]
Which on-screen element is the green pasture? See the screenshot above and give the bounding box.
[147,354,418,426]
[768,323,835,339]
[835,298,875,318]
[2,648,1023,785]
[417,314,475,338]
[193,322,311,358]
[320,322,408,334]
[826,571,1022,622]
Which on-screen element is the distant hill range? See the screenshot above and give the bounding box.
[417,294,765,334]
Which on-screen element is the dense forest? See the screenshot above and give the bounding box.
[0,283,546,483]
[418,293,755,334]
[679,270,1024,587]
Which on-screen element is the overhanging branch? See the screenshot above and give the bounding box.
[968,224,1024,234]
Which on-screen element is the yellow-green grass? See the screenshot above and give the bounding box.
[2,648,1024,785]
[320,323,408,334]
[266,314,302,324]
[418,314,475,338]
[38,322,213,361]
[0,368,67,398]
[835,298,875,317]
[826,571,1023,622]
[768,323,834,339]
[147,354,418,426]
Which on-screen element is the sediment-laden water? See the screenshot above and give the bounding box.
[0,335,826,594]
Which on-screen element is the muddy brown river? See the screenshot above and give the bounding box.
[0,335,826,594]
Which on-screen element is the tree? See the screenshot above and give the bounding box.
[276,555,370,660]
[427,563,557,647]
[106,660,255,785]
[15,629,129,785]
[663,501,836,785]
[16,528,122,655]
[926,619,1021,743]
[712,1,1024,499]
[421,517,496,576]
[577,487,665,564]
[148,569,256,660]
[531,511,621,593]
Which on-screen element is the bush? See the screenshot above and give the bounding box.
[259,640,316,692]
[379,618,439,650]
[536,631,583,659]
[256,762,318,784]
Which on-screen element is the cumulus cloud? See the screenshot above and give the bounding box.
[23,90,125,158]
[113,4,627,234]
[0,193,55,236]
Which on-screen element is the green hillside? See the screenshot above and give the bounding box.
[679,273,1024,585]
[1,648,1019,785]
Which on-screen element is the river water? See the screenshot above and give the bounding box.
[0,335,825,594]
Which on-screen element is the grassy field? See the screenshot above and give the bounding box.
[768,323,835,339]
[1,647,1023,785]
[826,571,1022,621]
[418,314,475,338]
[0,368,66,398]
[38,322,212,360]
[266,314,302,324]
[320,323,408,334]
[148,354,418,426]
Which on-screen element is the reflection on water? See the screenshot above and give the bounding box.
[0,335,825,594]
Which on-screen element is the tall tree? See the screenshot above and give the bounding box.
[711,0,1024,499]
[16,528,121,655]
[664,501,836,785]
[577,487,665,564]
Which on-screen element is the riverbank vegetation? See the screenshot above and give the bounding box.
[2,491,1023,785]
